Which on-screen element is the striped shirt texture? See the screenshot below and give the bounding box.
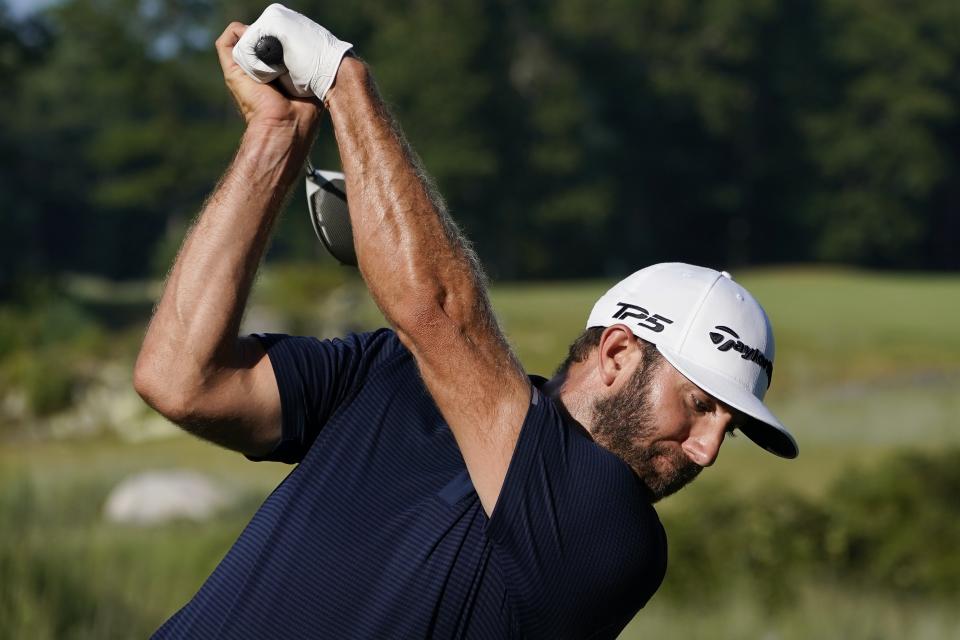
[153,329,667,639]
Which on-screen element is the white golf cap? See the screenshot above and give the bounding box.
[586,262,798,459]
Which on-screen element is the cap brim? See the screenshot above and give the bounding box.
[656,346,799,459]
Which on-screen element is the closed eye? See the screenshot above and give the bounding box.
[692,395,711,413]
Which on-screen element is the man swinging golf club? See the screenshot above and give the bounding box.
[134,4,798,638]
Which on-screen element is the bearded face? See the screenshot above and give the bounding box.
[590,350,704,502]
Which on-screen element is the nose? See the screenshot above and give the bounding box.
[681,414,730,467]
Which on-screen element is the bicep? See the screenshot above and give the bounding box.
[397,313,530,515]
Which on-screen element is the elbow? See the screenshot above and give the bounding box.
[391,278,482,335]
[133,353,196,424]
[391,296,490,360]
[390,295,450,343]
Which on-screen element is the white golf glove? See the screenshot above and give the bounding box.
[232,3,353,101]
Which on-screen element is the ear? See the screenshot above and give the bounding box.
[596,324,641,388]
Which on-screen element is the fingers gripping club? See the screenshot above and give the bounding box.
[231,4,353,100]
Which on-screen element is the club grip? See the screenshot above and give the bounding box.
[254,35,283,65]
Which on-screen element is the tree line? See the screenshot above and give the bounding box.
[1,0,957,296]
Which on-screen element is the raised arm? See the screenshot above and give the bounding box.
[133,23,320,457]
[325,59,530,515]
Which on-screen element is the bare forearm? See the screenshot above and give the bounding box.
[137,123,313,397]
[325,59,491,334]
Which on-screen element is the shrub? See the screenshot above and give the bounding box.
[21,355,76,416]
[659,448,960,608]
[825,449,960,596]
[659,482,827,610]
[0,298,105,419]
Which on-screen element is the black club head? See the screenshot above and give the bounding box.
[254,35,284,65]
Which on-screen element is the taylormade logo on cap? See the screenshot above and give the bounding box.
[586,263,798,459]
[708,325,774,388]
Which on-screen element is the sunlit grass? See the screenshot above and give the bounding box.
[625,582,960,640]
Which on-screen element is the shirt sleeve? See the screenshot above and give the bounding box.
[247,328,398,464]
[485,387,668,639]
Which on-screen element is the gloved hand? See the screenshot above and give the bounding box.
[232,3,353,101]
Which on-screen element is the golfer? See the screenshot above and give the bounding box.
[134,5,798,638]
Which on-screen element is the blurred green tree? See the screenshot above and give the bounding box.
[803,0,959,267]
[0,4,54,295]
[1,0,958,290]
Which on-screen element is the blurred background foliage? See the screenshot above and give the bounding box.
[1,0,959,297]
[1,0,959,638]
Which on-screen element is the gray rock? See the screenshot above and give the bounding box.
[103,469,235,526]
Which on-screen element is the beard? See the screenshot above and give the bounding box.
[591,359,703,502]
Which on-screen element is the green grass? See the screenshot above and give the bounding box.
[0,437,285,638]
[623,583,960,640]
[740,268,960,388]
[3,267,960,638]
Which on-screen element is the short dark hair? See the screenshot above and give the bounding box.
[555,326,662,376]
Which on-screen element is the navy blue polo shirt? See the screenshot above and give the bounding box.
[153,329,666,639]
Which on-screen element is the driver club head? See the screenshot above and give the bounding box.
[305,169,357,267]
